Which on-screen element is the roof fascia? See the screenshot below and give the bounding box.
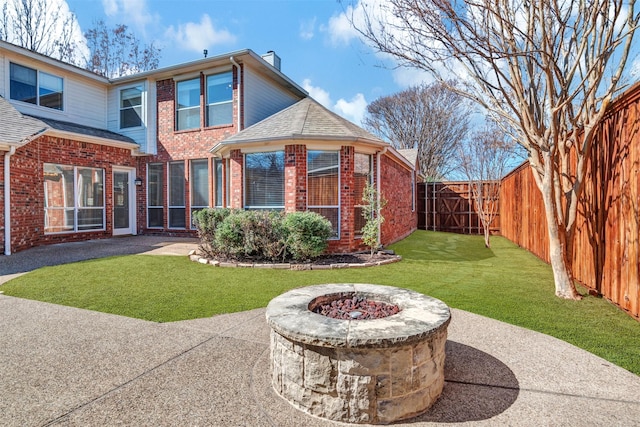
[0,41,110,84]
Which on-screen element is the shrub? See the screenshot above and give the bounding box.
[195,209,331,262]
[360,183,387,257]
[283,211,332,260]
[214,210,288,261]
[192,208,232,257]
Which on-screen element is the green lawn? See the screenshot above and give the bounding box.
[2,230,639,375]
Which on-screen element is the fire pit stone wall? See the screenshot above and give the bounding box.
[266,283,451,424]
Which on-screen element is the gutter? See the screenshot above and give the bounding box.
[4,146,16,255]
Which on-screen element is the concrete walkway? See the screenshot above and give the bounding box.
[1,237,639,426]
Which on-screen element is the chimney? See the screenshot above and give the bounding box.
[261,51,281,71]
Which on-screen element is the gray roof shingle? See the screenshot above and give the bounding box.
[219,97,384,146]
[0,95,136,147]
[30,115,136,144]
[0,96,48,145]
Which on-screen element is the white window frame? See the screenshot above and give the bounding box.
[168,161,187,229]
[43,164,105,234]
[175,77,201,131]
[205,70,233,127]
[9,62,64,111]
[190,159,210,229]
[146,163,164,229]
[243,151,285,210]
[307,150,340,239]
[119,84,144,130]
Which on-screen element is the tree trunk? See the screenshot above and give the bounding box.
[483,226,491,248]
[539,173,582,300]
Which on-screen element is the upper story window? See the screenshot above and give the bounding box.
[176,78,200,131]
[206,71,233,127]
[10,63,63,110]
[120,86,143,129]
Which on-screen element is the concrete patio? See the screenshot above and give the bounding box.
[0,236,639,426]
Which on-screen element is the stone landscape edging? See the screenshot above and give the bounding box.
[187,251,401,270]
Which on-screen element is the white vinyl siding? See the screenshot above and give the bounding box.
[4,53,108,128]
[243,68,300,127]
[107,80,150,150]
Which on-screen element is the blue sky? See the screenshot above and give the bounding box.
[63,0,422,126]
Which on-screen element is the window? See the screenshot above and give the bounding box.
[307,151,339,237]
[176,78,200,131]
[44,164,104,233]
[206,71,233,126]
[354,153,373,235]
[120,86,143,128]
[214,158,224,207]
[147,163,164,228]
[245,151,284,209]
[191,159,209,228]
[10,63,63,110]
[169,161,186,228]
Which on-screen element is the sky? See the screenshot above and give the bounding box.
[6,0,640,129]
[59,0,425,127]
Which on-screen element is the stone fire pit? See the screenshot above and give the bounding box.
[266,283,451,424]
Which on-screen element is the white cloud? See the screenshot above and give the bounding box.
[335,93,368,125]
[392,67,435,88]
[165,14,236,53]
[101,0,159,35]
[303,79,368,126]
[299,17,316,40]
[102,0,118,16]
[303,78,332,109]
[326,7,359,46]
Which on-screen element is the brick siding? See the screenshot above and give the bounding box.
[3,136,137,253]
[379,154,417,245]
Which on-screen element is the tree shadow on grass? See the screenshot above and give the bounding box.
[405,340,520,423]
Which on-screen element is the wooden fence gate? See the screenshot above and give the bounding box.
[417,181,500,235]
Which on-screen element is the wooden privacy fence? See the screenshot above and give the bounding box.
[418,82,640,320]
[500,85,640,320]
[418,181,500,235]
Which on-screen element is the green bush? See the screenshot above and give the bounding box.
[214,210,288,261]
[283,211,332,260]
[192,208,233,257]
[194,209,332,262]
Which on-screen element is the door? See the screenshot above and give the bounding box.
[113,168,136,235]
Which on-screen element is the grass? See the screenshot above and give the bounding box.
[2,230,639,375]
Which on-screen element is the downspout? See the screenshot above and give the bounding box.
[229,56,242,130]
[4,146,16,255]
[376,147,388,247]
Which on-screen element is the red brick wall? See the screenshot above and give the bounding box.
[5,136,137,253]
[285,145,307,212]
[145,72,240,233]
[380,153,417,245]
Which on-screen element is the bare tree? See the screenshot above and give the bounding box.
[85,20,160,78]
[458,123,519,248]
[363,82,469,180]
[0,0,86,66]
[350,0,638,299]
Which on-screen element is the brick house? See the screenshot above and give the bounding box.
[0,40,416,256]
